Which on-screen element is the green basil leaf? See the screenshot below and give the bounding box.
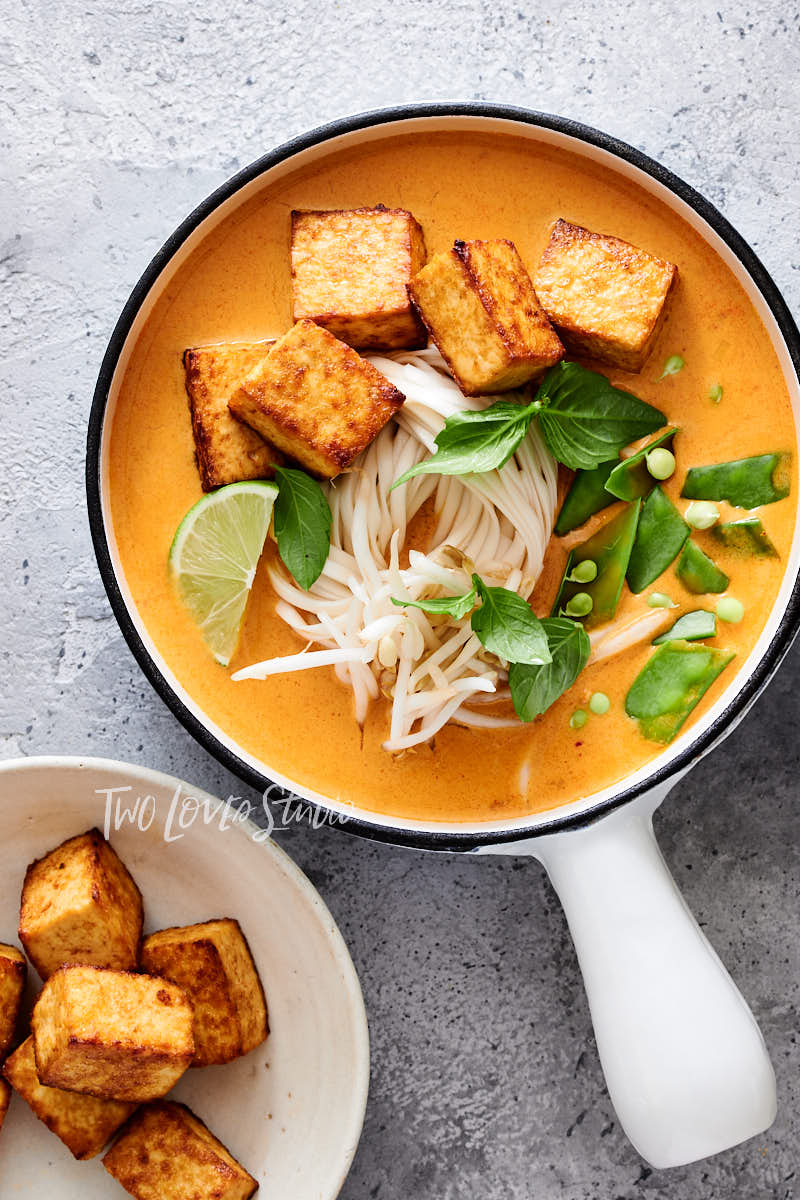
[390,589,477,620]
[273,467,332,590]
[509,618,591,721]
[535,362,666,471]
[625,641,735,743]
[391,399,537,489]
[681,453,791,509]
[470,575,551,665]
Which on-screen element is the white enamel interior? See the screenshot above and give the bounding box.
[97,113,800,840]
[0,756,369,1197]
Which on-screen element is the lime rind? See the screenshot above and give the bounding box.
[169,480,278,666]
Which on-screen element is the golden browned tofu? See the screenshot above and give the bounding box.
[291,205,427,351]
[184,341,285,491]
[229,319,405,477]
[32,965,194,1102]
[535,218,678,372]
[408,238,564,395]
[141,918,268,1067]
[0,943,26,1057]
[103,1101,258,1199]
[0,1078,10,1135]
[3,1036,137,1159]
[19,828,143,980]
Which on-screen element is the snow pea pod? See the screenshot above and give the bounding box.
[625,640,735,743]
[710,517,778,558]
[605,427,678,501]
[652,609,716,644]
[626,487,689,594]
[552,500,641,629]
[681,453,790,509]
[675,539,729,594]
[554,461,617,535]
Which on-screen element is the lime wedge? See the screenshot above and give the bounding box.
[169,481,278,666]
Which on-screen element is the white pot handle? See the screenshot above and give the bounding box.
[531,792,776,1168]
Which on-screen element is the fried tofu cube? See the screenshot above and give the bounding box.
[184,341,285,491]
[19,828,143,980]
[3,1036,137,1159]
[535,218,678,372]
[291,205,427,351]
[140,919,267,1067]
[0,943,26,1057]
[229,319,405,477]
[32,965,194,1102]
[408,238,564,395]
[0,1078,9,1135]
[103,1101,258,1199]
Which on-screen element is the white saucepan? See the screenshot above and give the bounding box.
[87,105,800,1169]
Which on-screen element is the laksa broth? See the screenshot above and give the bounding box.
[108,130,796,823]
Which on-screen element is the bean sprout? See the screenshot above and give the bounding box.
[235,349,558,751]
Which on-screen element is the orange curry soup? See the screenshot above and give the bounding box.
[109,131,796,823]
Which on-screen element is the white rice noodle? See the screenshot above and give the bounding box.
[235,349,558,750]
[232,645,374,681]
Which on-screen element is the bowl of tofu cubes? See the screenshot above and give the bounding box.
[0,756,369,1198]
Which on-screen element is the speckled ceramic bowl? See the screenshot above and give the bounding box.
[0,756,369,1197]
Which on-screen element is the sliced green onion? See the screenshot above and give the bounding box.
[685,500,720,530]
[716,596,745,623]
[589,691,610,715]
[570,709,588,730]
[709,384,723,404]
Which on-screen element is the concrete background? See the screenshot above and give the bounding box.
[2,1,798,1196]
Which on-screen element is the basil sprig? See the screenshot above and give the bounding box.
[391,363,665,488]
[273,467,332,590]
[392,586,478,620]
[392,574,550,665]
[508,618,591,722]
[391,402,536,488]
[392,581,592,715]
[536,364,665,470]
[470,576,550,665]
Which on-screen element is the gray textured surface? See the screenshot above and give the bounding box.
[3,1,799,1196]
